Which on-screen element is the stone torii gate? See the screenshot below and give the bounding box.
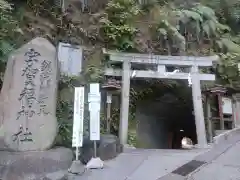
[103,49,218,148]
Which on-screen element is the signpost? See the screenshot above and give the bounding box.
[68,87,85,174]
[72,87,85,157]
[86,83,104,169]
[57,42,83,76]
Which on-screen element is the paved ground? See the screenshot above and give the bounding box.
[72,148,208,180]
[71,129,240,180]
[187,141,240,180]
[158,130,240,180]
[1,126,239,180]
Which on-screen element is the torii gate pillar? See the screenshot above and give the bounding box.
[191,66,207,147]
[119,61,131,145]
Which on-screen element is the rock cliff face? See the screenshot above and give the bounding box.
[21,0,107,47]
[19,0,161,54]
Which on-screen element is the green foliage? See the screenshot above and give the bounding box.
[109,106,137,146]
[0,0,20,62]
[109,108,120,135]
[202,0,240,31]
[157,19,186,52]
[217,53,240,87]
[148,2,240,88]
[56,100,73,147]
[128,130,137,146]
[101,0,141,50]
[154,3,235,53]
[55,75,75,147]
[18,0,100,46]
[26,0,55,16]
[84,64,104,83]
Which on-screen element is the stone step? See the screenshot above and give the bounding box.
[0,147,72,180]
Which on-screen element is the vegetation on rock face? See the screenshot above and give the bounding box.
[1,0,240,146]
[0,0,21,76]
[100,0,240,88]
[101,0,141,50]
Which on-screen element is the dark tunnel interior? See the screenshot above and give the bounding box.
[135,87,197,149]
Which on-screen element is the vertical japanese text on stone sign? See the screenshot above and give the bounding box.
[15,48,41,142]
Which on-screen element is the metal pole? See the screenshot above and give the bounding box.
[93,140,97,158]
[76,146,79,161]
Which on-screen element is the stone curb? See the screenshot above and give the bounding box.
[213,127,240,145]
[157,128,240,180]
[20,170,68,180]
[0,147,73,180]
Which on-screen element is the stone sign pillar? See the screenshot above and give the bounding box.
[1,37,58,151]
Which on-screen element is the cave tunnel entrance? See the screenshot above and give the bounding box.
[104,49,216,147]
[134,80,197,149]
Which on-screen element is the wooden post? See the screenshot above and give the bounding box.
[232,98,237,129]
[119,60,131,145]
[206,95,213,142]
[191,65,207,147]
[106,92,112,133]
[233,94,240,127]
[217,94,224,130]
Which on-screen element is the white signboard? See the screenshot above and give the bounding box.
[88,83,101,141]
[222,97,232,115]
[106,93,112,104]
[72,87,85,147]
[57,42,83,76]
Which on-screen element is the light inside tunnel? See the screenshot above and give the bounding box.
[181,137,194,149]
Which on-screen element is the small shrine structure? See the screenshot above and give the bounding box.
[203,85,240,142]
[101,78,121,133]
